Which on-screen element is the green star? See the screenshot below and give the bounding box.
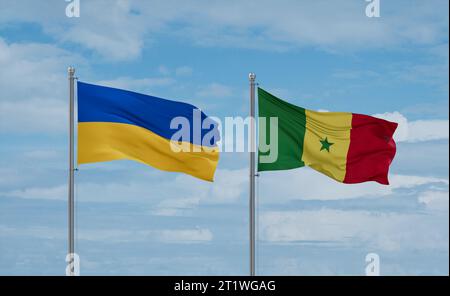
[320,137,334,152]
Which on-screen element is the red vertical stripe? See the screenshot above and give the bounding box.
[344,114,398,185]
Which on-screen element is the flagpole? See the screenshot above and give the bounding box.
[68,66,75,276]
[249,72,256,276]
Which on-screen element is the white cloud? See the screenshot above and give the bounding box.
[60,1,147,61]
[418,191,449,211]
[259,168,448,202]
[5,184,67,201]
[0,98,66,133]
[78,228,213,244]
[96,76,175,94]
[408,120,449,142]
[0,1,147,61]
[151,197,201,216]
[0,38,79,102]
[3,0,446,60]
[158,65,170,76]
[146,0,448,52]
[151,168,247,215]
[208,168,248,202]
[175,66,193,77]
[389,174,448,189]
[197,83,233,98]
[1,168,247,209]
[5,165,447,210]
[0,225,64,240]
[157,228,213,243]
[0,38,82,134]
[0,168,27,187]
[260,208,449,251]
[2,181,152,202]
[22,149,62,161]
[373,111,449,143]
[158,65,193,77]
[93,67,190,96]
[0,225,213,244]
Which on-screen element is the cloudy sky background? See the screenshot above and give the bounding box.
[0,0,448,275]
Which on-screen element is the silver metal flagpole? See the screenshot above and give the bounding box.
[68,66,75,276]
[249,72,256,276]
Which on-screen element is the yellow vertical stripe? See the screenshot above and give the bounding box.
[78,122,219,182]
[301,110,352,182]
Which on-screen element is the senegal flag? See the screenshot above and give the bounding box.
[77,82,219,181]
[258,88,397,185]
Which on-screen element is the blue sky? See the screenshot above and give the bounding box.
[0,0,448,275]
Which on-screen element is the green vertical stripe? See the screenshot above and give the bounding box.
[258,88,306,171]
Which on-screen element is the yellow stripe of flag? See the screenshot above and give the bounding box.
[301,110,352,182]
[78,122,219,182]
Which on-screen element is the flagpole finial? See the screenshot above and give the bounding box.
[68,66,75,76]
[249,72,256,81]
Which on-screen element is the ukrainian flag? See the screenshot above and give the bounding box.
[77,82,220,181]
